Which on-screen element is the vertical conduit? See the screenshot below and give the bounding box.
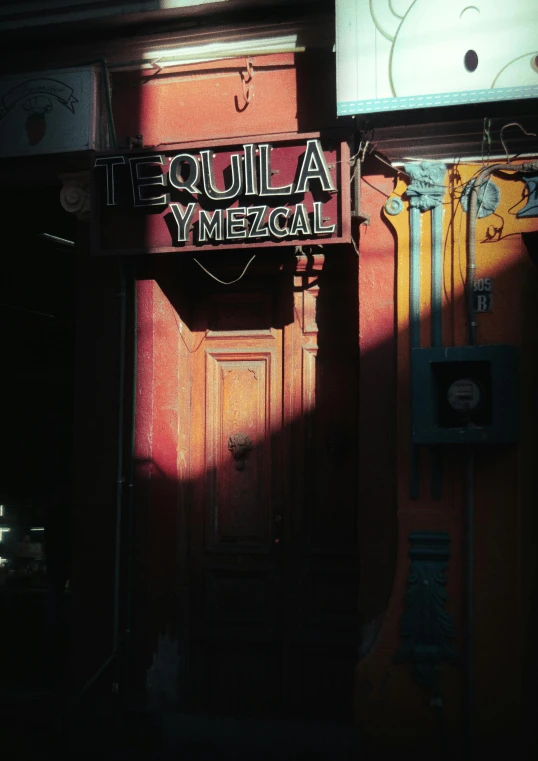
[409,205,421,499]
[113,261,127,658]
[125,273,138,706]
[409,206,421,351]
[431,200,444,500]
[464,173,481,757]
[431,203,443,348]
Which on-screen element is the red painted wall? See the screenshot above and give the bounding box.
[88,51,399,704]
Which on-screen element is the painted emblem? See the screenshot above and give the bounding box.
[0,77,78,146]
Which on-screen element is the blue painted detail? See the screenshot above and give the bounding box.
[404,162,447,213]
[337,84,538,116]
[430,200,445,499]
[517,174,538,218]
[405,161,446,349]
[385,196,403,216]
[393,531,457,696]
[411,345,520,444]
[461,179,500,218]
[404,162,447,500]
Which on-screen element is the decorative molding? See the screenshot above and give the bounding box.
[461,178,500,218]
[384,196,403,216]
[59,171,90,220]
[396,161,447,500]
[393,531,457,698]
[404,162,447,212]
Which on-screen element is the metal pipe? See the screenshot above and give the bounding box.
[409,206,421,350]
[113,260,127,656]
[99,59,118,150]
[58,259,128,733]
[124,273,138,705]
[430,200,444,500]
[466,182,478,346]
[431,203,443,347]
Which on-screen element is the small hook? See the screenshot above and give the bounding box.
[240,57,254,107]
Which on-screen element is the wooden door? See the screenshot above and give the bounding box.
[177,251,359,720]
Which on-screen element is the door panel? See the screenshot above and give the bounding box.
[205,349,277,551]
[179,253,359,719]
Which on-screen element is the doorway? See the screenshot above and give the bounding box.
[139,247,360,722]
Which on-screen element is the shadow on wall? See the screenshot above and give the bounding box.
[127,247,386,721]
[67,160,538,755]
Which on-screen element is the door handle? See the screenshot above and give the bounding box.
[228,433,253,471]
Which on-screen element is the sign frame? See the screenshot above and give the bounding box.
[91,131,352,256]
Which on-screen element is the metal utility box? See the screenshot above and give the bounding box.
[411,345,520,444]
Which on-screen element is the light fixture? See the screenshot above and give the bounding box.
[141,34,302,70]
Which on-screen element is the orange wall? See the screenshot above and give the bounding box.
[356,163,538,759]
[111,51,343,146]
[106,51,399,707]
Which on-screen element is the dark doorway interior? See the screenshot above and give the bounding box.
[0,185,76,691]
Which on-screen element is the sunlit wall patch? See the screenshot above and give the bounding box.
[258,144,295,196]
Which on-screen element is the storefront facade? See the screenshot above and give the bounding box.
[0,1,537,758]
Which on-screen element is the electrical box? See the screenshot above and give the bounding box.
[411,345,520,444]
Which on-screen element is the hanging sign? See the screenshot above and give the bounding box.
[92,134,351,254]
[0,66,101,157]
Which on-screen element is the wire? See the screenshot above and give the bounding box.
[193,254,256,284]
[361,176,392,199]
[481,117,492,167]
[373,152,490,193]
[499,122,537,163]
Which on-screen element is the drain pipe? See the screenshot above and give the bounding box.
[113,259,127,659]
[464,159,538,753]
[124,273,138,706]
[57,259,128,749]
